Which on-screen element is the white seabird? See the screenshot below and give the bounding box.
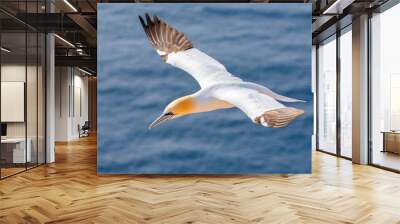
[138,13,305,129]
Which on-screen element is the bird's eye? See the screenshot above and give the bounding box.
[165,112,174,116]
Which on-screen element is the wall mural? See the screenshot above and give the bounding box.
[98,3,312,174]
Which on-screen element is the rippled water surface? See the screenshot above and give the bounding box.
[98,4,312,174]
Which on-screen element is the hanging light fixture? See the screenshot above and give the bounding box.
[1,47,11,53]
[63,0,78,12]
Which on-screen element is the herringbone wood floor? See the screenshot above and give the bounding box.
[1,135,400,224]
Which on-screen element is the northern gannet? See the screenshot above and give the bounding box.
[138,13,305,129]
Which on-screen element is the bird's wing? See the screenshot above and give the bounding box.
[239,82,306,103]
[211,85,304,128]
[139,13,193,59]
[139,13,241,88]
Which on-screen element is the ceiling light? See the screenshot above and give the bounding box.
[54,34,75,48]
[1,47,11,53]
[78,67,93,76]
[323,0,354,15]
[76,48,86,56]
[63,0,78,12]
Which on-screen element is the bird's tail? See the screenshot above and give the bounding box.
[255,107,304,128]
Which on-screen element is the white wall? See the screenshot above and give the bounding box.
[72,73,89,138]
[1,65,26,137]
[1,63,46,164]
[55,67,70,141]
[55,67,89,141]
[1,65,40,137]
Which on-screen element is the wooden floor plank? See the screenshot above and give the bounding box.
[1,134,400,223]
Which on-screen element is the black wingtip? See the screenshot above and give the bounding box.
[138,15,146,28]
[153,15,160,24]
[145,13,153,25]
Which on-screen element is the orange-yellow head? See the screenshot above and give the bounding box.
[149,96,196,129]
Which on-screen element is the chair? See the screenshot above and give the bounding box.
[79,121,90,138]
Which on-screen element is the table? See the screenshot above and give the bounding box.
[382,131,400,154]
[1,138,31,163]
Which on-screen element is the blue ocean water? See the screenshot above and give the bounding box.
[98,3,312,174]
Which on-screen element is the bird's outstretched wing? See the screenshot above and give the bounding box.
[139,13,241,88]
[211,84,304,128]
[138,13,193,59]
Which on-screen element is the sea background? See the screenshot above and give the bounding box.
[98,3,312,174]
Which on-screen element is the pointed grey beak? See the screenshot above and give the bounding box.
[148,113,174,129]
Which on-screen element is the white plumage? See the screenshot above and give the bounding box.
[139,14,305,129]
[168,48,303,122]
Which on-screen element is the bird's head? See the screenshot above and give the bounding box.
[149,96,197,129]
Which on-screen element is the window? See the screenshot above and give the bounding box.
[317,35,337,154]
[370,3,400,171]
[339,27,352,158]
[0,1,46,179]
